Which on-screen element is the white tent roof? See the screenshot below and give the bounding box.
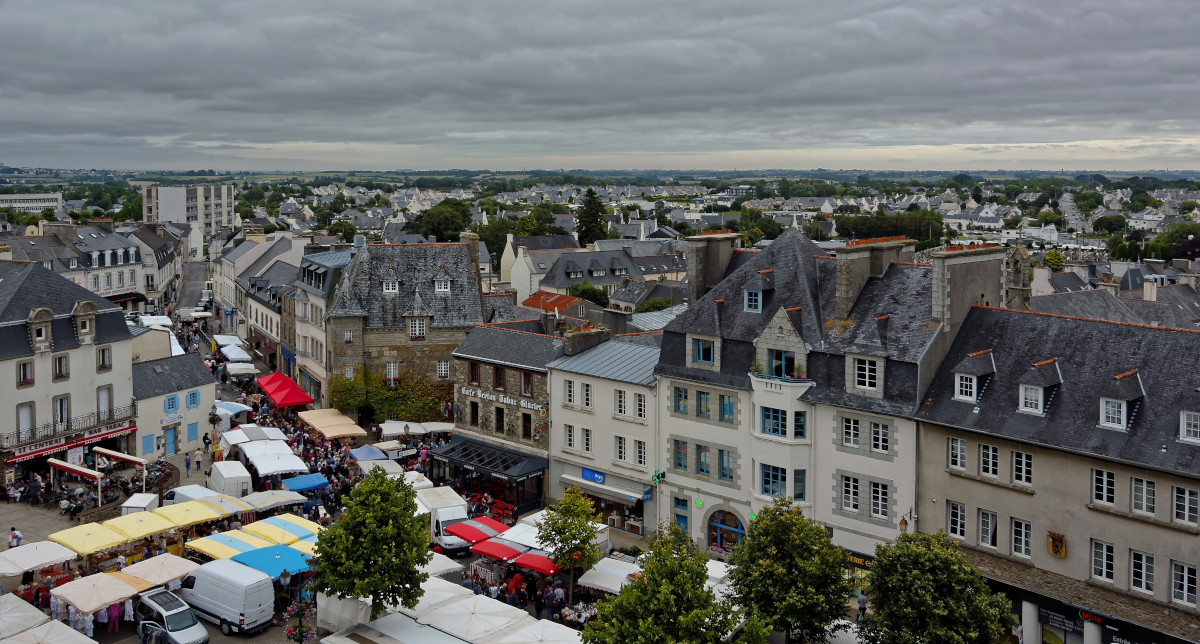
[328,613,463,644]
[416,594,534,641]
[0,541,77,577]
[495,523,544,551]
[0,594,49,639]
[51,573,139,613]
[138,315,172,328]
[168,333,185,357]
[214,401,252,415]
[393,577,474,618]
[242,490,306,510]
[577,557,642,595]
[359,460,405,477]
[495,619,583,644]
[224,363,260,377]
[220,345,252,362]
[418,552,463,578]
[238,441,309,476]
[2,619,96,644]
[120,553,199,587]
[379,421,455,438]
[213,335,243,347]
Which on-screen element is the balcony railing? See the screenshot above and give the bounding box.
[0,403,137,450]
[751,371,814,384]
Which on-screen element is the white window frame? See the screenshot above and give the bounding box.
[955,374,976,402]
[582,383,592,408]
[635,439,646,466]
[1132,477,1156,515]
[979,510,997,548]
[564,424,575,450]
[1131,551,1155,594]
[841,476,859,511]
[615,436,626,462]
[842,418,860,447]
[1173,561,1197,606]
[408,317,426,339]
[1011,518,1031,557]
[947,501,966,538]
[854,358,878,390]
[436,360,450,379]
[1092,539,1115,582]
[615,390,626,416]
[948,437,966,470]
[1093,468,1115,504]
[979,444,998,477]
[382,280,398,293]
[870,481,888,518]
[1012,451,1032,485]
[1020,384,1043,413]
[1100,398,1126,429]
[635,393,646,419]
[1174,486,1199,525]
[870,422,889,453]
[1182,411,1200,442]
[565,380,575,405]
[434,279,451,293]
[581,427,592,453]
[385,361,399,379]
[344,330,353,343]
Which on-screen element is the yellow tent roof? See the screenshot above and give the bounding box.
[153,501,223,527]
[241,521,302,545]
[184,538,241,560]
[104,571,154,592]
[102,512,176,541]
[287,539,318,557]
[48,524,126,555]
[195,494,253,517]
[273,514,323,536]
[185,530,273,560]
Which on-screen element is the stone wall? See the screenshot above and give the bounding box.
[454,356,550,455]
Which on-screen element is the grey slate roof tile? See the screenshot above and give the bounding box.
[452,324,564,372]
[329,243,482,328]
[546,339,660,386]
[132,353,218,400]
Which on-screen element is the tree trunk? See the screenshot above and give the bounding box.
[567,570,574,605]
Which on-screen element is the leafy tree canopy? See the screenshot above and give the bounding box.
[406,198,471,242]
[569,282,609,307]
[312,470,432,619]
[575,188,608,246]
[536,486,601,603]
[1043,248,1065,272]
[635,297,673,313]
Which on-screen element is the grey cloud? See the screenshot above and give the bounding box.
[2,0,1200,169]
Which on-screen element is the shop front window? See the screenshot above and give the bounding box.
[707,510,745,554]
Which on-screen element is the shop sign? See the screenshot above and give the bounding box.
[581,468,605,484]
[846,552,874,570]
[459,386,544,411]
[66,447,84,467]
[643,488,653,503]
[1038,607,1083,634]
[8,438,68,463]
[75,422,137,447]
[161,413,184,425]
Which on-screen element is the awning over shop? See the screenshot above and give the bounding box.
[257,372,314,408]
[430,437,547,480]
[282,473,330,492]
[559,474,644,505]
[106,292,147,305]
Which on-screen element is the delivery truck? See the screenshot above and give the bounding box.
[414,486,471,556]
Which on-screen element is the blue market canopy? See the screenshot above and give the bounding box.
[231,545,311,580]
[348,444,386,462]
[282,473,329,492]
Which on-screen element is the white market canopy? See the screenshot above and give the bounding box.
[137,315,172,328]
[224,363,260,377]
[0,541,77,577]
[2,619,96,644]
[495,620,583,644]
[0,593,49,639]
[50,573,140,614]
[379,420,455,438]
[168,333,185,356]
[577,557,642,595]
[358,459,405,477]
[213,335,244,347]
[220,344,252,362]
[416,594,534,642]
[120,553,199,587]
[419,552,463,578]
[238,440,309,476]
[242,490,307,511]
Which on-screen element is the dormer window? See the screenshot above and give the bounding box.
[744,290,762,312]
[590,269,605,277]
[692,338,715,364]
[1100,399,1126,430]
[69,258,77,269]
[955,375,976,402]
[1182,411,1200,442]
[79,319,90,334]
[34,326,46,341]
[382,280,398,293]
[613,268,627,276]
[1020,385,1043,413]
[854,358,878,390]
[435,279,450,293]
[568,270,583,279]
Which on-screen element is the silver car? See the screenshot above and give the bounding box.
[136,589,210,644]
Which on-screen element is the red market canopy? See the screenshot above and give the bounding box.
[444,518,510,545]
[256,372,314,408]
[512,553,558,576]
[470,539,527,562]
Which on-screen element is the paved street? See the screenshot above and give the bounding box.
[174,261,208,315]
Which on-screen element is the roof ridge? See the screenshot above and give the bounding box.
[970,304,1200,336]
[615,330,663,336]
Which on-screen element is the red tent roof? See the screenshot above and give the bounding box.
[512,553,557,575]
[256,372,315,408]
[470,540,526,562]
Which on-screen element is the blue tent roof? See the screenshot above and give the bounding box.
[282,473,329,492]
[231,545,311,580]
[348,445,386,462]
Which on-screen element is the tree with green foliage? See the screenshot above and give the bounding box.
[536,486,600,604]
[859,532,1016,644]
[576,188,607,246]
[583,522,768,644]
[407,198,471,242]
[312,469,431,619]
[635,297,673,313]
[326,221,357,242]
[728,498,852,644]
[569,282,608,307]
[1093,215,1126,236]
[804,222,827,241]
[1043,248,1065,272]
[1181,200,1199,214]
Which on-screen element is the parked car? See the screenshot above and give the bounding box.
[135,588,209,644]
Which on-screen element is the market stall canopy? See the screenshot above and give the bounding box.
[286,536,318,557]
[220,345,252,362]
[347,444,385,462]
[379,421,453,438]
[212,335,243,348]
[3,619,96,644]
[138,316,172,328]
[422,422,454,433]
[241,490,306,510]
[223,424,287,444]
[195,494,253,517]
[315,423,368,440]
[470,539,528,562]
[48,524,126,555]
[169,333,185,357]
[224,363,260,377]
[273,514,323,535]
[494,523,544,551]
[444,518,509,545]
[0,594,49,639]
[416,594,534,642]
[393,577,475,618]
[101,512,176,541]
[0,542,76,577]
[296,408,344,422]
[577,557,642,595]
[335,612,463,644]
[419,552,463,578]
[237,440,309,476]
[495,619,583,644]
[231,545,310,580]
[47,459,100,483]
[358,459,405,478]
[213,401,252,415]
[91,448,145,468]
[51,573,139,613]
[241,516,314,545]
[103,571,153,593]
[185,531,274,560]
[282,473,329,492]
[256,372,314,408]
[152,500,222,527]
[511,552,557,576]
[120,553,198,587]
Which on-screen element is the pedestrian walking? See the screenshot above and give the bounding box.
[184,454,192,476]
[8,526,21,548]
[202,433,211,453]
[194,449,203,470]
[857,593,868,621]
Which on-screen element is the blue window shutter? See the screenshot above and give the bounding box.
[163,397,169,413]
[187,422,198,442]
[142,434,154,456]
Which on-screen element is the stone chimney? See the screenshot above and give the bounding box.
[39,221,77,247]
[91,218,114,233]
[1178,273,1199,292]
[564,324,612,356]
[0,245,11,261]
[686,232,740,303]
[460,230,487,321]
[1098,280,1120,297]
[834,238,915,318]
[929,243,1007,334]
[1144,279,1158,302]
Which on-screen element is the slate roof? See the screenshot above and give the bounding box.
[0,236,78,273]
[0,261,131,359]
[329,243,483,328]
[633,254,687,276]
[540,250,645,290]
[482,293,541,323]
[1048,272,1086,292]
[452,324,564,372]
[629,303,688,331]
[294,249,353,299]
[132,353,217,400]
[592,239,687,256]
[1029,288,1200,329]
[509,235,579,256]
[547,338,660,386]
[918,306,1200,474]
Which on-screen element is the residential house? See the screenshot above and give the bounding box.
[500,234,579,286]
[42,221,147,314]
[285,248,352,406]
[539,249,644,297]
[121,224,182,313]
[131,354,218,458]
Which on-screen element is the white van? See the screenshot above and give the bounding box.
[122,493,159,515]
[179,560,274,636]
[207,462,252,498]
[162,484,219,506]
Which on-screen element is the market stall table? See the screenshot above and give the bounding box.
[120,554,198,587]
[0,594,49,639]
[0,542,77,577]
[2,619,97,644]
[48,525,126,556]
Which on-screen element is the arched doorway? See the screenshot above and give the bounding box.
[707,510,745,554]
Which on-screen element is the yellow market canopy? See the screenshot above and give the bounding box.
[286,538,318,557]
[152,501,222,527]
[103,571,154,593]
[185,530,273,560]
[195,494,253,517]
[102,512,176,541]
[48,524,126,555]
[272,514,323,536]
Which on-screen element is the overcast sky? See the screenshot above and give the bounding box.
[3,0,1200,172]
